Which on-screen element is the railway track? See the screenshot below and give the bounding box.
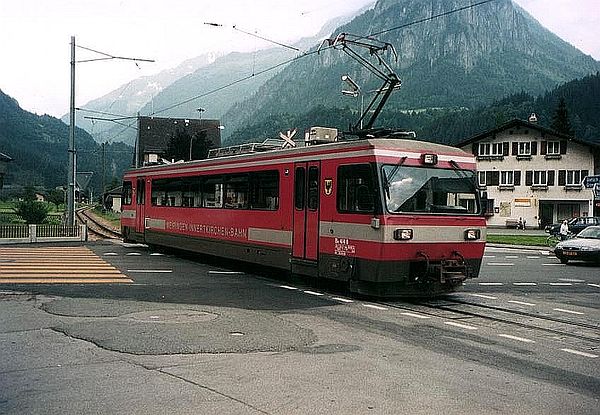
[376,297,599,342]
[76,207,121,240]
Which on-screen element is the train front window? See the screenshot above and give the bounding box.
[381,165,479,214]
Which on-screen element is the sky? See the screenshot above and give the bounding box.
[0,0,599,118]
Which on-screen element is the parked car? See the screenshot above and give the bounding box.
[545,216,600,235]
[553,225,600,264]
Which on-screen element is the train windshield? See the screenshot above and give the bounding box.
[381,165,480,214]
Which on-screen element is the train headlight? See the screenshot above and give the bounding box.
[464,229,481,240]
[394,229,413,240]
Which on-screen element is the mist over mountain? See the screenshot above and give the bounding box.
[223,0,600,143]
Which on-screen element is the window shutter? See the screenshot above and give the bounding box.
[489,171,500,186]
[503,142,509,156]
[531,141,537,155]
[540,141,547,155]
[525,171,533,186]
[512,142,518,155]
[581,170,589,182]
[560,140,567,154]
[547,170,555,186]
[514,171,521,186]
[558,170,566,186]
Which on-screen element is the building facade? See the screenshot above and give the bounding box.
[458,119,600,228]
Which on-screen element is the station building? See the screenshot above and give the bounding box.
[457,117,600,228]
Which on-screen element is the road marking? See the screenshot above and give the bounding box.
[543,263,564,266]
[559,278,585,282]
[486,263,514,266]
[482,255,496,258]
[561,348,598,358]
[303,290,324,296]
[279,285,298,290]
[0,247,132,284]
[526,256,540,259]
[126,252,142,256]
[208,271,244,275]
[505,255,519,259]
[588,283,600,288]
[149,253,164,256]
[104,252,118,256]
[478,282,504,286]
[401,312,431,319]
[468,294,498,300]
[363,304,387,311]
[508,300,536,306]
[549,282,573,286]
[513,282,537,286]
[498,334,535,343]
[553,308,584,315]
[444,321,478,330]
[127,269,173,273]
[332,297,354,303]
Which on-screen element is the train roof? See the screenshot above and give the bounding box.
[125,138,473,177]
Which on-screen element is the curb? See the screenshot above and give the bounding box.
[486,243,552,252]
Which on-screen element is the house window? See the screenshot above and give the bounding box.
[478,143,503,156]
[517,142,531,155]
[566,170,582,186]
[478,171,486,186]
[547,141,560,155]
[500,171,514,186]
[533,171,547,186]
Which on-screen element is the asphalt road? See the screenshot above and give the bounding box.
[0,241,598,414]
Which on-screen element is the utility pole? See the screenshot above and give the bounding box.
[67,36,76,226]
[67,36,153,225]
[101,142,106,206]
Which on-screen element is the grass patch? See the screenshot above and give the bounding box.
[93,207,121,227]
[487,234,548,246]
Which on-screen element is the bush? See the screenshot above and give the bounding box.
[15,201,50,224]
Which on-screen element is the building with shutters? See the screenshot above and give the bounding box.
[457,118,600,228]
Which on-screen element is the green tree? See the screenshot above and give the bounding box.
[15,200,49,224]
[189,131,214,160]
[165,128,192,161]
[47,188,65,209]
[550,97,573,135]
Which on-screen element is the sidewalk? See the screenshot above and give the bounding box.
[486,227,552,251]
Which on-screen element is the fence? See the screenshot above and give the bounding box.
[0,224,87,244]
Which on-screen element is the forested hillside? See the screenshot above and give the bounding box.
[0,89,132,194]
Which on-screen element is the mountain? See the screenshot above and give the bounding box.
[223,0,600,144]
[70,5,374,146]
[62,52,222,144]
[0,89,132,194]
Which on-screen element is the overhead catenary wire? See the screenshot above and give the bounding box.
[150,0,499,118]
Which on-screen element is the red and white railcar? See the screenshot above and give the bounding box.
[121,134,486,296]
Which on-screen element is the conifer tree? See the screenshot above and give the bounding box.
[550,97,573,136]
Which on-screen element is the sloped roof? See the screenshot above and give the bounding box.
[456,119,600,150]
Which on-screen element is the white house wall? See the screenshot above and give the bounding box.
[460,126,595,228]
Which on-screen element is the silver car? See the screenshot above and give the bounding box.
[553,225,600,264]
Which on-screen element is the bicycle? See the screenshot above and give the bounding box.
[546,232,573,247]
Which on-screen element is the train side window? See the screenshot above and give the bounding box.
[203,176,223,208]
[225,175,249,209]
[250,171,279,210]
[337,164,375,213]
[122,181,133,205]
[307,166,319,211]
[295,167,306,210]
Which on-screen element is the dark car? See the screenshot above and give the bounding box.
[545,216,600,235]
[553,225,600,264]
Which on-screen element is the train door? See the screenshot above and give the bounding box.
[293,162,320,261]
[135,178,146,234]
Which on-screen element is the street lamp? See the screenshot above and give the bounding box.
[189,125,225,161]
[67,36,153,226]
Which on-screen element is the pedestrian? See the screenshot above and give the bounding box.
[522,218,526,230]
[559,219,569,240]
[517,217,523,230]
